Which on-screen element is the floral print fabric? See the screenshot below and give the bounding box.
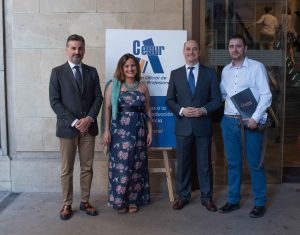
[108,90,150,209]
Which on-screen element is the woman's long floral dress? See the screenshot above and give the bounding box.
[108,90,150,210]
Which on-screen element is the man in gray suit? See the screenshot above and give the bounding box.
[166,40,221,211]
[49,34,103,220]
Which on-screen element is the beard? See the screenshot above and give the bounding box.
[71,55,83,64]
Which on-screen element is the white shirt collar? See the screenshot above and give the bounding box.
[68,61,82,69]
[185,63,199,70]
[229,57,249,69]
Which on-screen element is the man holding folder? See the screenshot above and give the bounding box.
[219,34,272,218]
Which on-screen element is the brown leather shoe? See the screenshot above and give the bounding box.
[80,202,98,216]
[201,200,217,212]
[172,198,189,210]
[60,204,72,220]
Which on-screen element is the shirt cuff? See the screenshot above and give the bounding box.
[71,119,79,127]
[200,107,207,115]
[179,107,184,116]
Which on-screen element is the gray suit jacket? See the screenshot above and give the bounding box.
[49,62,103,138]
[166,65,221,137]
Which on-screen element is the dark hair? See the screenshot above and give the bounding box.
[228,34,247,46]
[282,6,292,15]
[114,53,141,82]
[264,6,272,13]
[66,34,85,47]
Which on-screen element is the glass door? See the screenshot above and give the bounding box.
[203,0,288,184]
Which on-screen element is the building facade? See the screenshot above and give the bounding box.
[0,0,299,193]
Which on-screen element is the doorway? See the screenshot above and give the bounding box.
[193,0,296,184]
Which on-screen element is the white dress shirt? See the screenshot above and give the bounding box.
[220,57,272,122]
[185,63,199,87]
[67,61,83,127]
[68,61,83,78]
[179,63,198,116]
[179,63,207,116]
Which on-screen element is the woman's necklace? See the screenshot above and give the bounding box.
[124,81,139,91]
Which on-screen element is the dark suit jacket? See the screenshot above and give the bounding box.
[166,64,221,137]
[49,62,103,138]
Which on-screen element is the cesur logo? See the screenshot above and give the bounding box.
[133,38,165,74]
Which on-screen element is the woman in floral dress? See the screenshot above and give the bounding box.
[101,53,152,213]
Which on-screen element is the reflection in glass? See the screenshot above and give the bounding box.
[204,0,295,184]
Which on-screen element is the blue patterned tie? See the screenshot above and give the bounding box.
[74,65,82,92]
[188,67,195,95]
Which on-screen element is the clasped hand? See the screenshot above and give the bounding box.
[182,107,205,117]
[242,117,257,129]
[75,116,92,133]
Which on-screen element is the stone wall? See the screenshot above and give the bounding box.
[2,0,189,193]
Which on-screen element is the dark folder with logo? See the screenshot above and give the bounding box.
[230,88,258,118]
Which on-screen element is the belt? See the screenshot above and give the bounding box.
[118,106,144,113]
[225,114,242,119]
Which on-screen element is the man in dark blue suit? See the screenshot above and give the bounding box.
[166,40,221,211]
[49,34,103,220]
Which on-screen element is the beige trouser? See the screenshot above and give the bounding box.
[260,33,275,50]
[60,132,95,205]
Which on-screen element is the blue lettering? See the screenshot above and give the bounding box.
[132,39,165,56]
[141,45,165,56]
[133,40,140,55]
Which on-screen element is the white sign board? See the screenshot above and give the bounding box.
[105,29,187,147]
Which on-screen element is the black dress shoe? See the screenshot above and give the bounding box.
[218,202,240,214]
[172,198,189,210]
[201,200,217,212]
[249,206,266,218]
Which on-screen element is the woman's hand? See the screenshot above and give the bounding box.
[146,132,152,147]
[101,130,111,146]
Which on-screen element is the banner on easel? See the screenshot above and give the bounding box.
[105,29,187,147]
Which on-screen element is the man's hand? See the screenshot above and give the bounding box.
[75,116,93,133]
[182,107,206,117]
[242,117,257,129]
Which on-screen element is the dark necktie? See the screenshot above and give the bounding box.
[188,67,195,94]
[74,65,82,91]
